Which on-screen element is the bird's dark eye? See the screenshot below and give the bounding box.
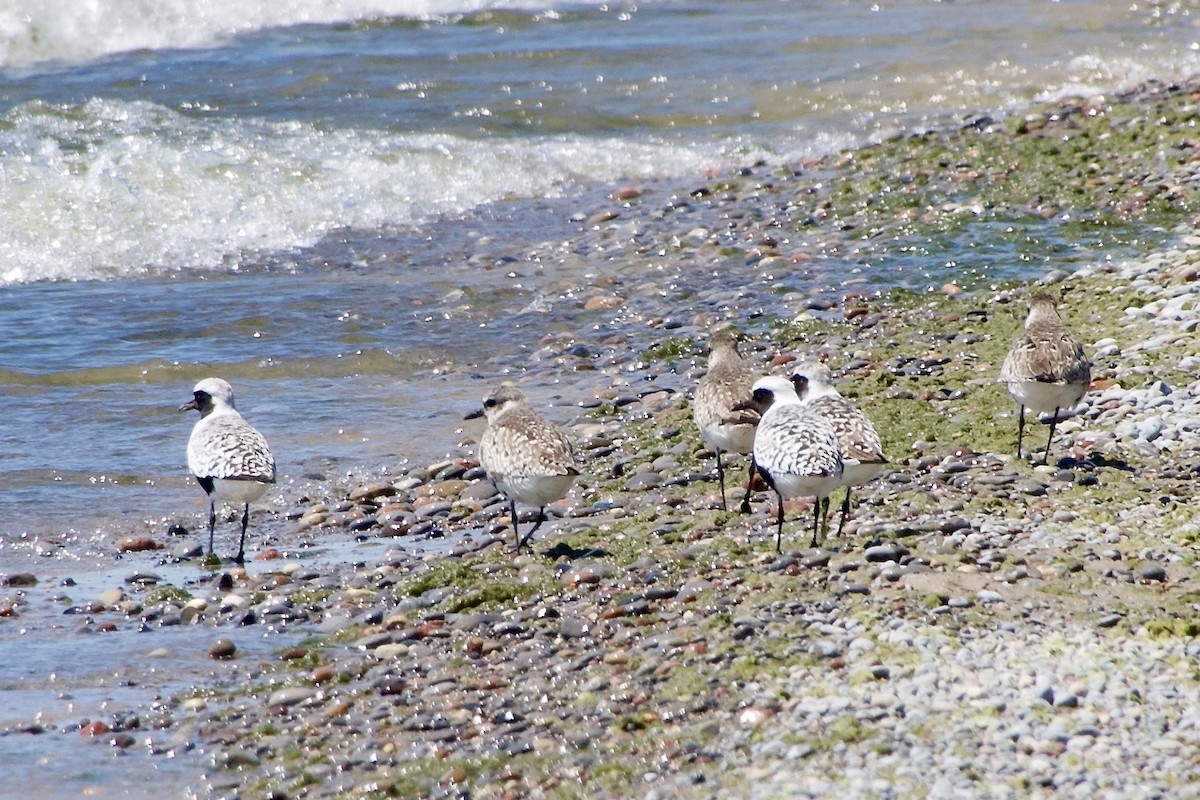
[484,398,499,408]
[752,388,771,402]
[195,391,210,402]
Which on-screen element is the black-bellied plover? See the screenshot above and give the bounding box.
[734,375,843,553]
[791,363,889,537]
[998,293,1091,464]
[180,378,276,564]
[469,384,580,554]
[693,329,759,512]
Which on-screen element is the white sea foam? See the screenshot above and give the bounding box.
[0,98,733,284]
[0,0,611,70]
[1034,52,1200,105]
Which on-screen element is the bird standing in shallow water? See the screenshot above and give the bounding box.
[998,293,1091,464]
[693,329,759,512]
[470,384,579,554]
[791,363,889,537]
[181,378,276,564]
[735,375,843,553]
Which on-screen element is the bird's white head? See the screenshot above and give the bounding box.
[789,362,838,402]
[740,374,801,415]
[180,377,237,417]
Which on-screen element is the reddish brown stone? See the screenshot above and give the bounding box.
[769,353,796,368]
[116,536,162,553]
[584,294,624,311]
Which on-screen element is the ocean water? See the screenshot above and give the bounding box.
[1,0,1198,547]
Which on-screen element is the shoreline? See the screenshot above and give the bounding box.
[4,77,1200,797]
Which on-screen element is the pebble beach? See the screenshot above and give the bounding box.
[4,77,1200,799]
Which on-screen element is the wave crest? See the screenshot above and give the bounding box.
[0,97,726,284]
[0,0,602,69]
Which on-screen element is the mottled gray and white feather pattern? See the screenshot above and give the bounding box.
[478,385,579,506]
[188,414,276,483]
[805,395,886,464]
[999,293,1091,412]
[748,376,843,483]
[754,403,843,479]
[693,330,758,455]
[185,378,276,486]
[792,364,887,466]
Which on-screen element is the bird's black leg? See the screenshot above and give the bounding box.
[836,487,852,537]
[810,496,822,549]
[1042,407,1061,466]
[235,503,249,565]
[207,499,217,556]
[774,489,785,554]
[716,449,728,511]
[1016,405,1026,460]
[821,496,832,544]
[739,455,758,514]
[517,506,546,553]
[509,498,522,554]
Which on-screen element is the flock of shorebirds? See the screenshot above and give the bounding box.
[180,292,1091,563]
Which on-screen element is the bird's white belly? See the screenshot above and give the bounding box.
[700,422,756,456]
[496,473,575,507]
[770,470,844,500]
[1007,380,1085,413]
[210,478,271,505]
[842,460,889,488]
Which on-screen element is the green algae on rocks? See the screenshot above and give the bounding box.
[155,79,1200,800]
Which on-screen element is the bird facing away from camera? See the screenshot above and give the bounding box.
[791,363,888,537]
[693,329,759,512]
[734,375,843,552]
[998,293,1091,464]
[181,377,276,564]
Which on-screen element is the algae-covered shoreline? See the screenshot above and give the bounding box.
[6,78,1200,798]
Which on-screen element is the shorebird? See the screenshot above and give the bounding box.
[998,293,1091,464]
[791,363,889,537]
[469,384,580,554]
[180,378,276,564]
[734,375,844,552]
[693,329,759,512]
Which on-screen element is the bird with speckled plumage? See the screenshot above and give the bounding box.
[181,377,276,564]
[999,293,1091,464]
[735,375,843,552]
[469,384,579,554]
[791,363,888,537]
[693,329,759,512]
